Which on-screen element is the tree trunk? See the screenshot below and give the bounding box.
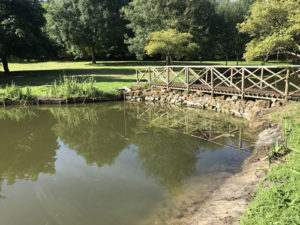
[2,56,9,73]
[236,55,239,66]
[225,56,228,66]
[166,54,172,66]
[91,47,96,64]
[264,54,269,63]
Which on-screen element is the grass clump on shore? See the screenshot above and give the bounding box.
[0,83,34,101]
[241,103,300,225]
[47,76,105,98]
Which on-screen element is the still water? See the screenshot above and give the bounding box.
[0,102,255,225]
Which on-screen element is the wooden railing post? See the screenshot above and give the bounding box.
[136,69,139,84]
[241,67,245,100]
[186,67,189,92]
[166,67,169,90]
[230,67,233,86]
[285,68,290,100]
[148,67,152,87]
[211,67,214,97]
[260,68,264,89]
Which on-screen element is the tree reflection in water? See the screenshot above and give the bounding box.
[0,103,255,197]
[50,105,135,167]
[0,107,58,195]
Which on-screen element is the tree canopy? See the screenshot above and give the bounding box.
[1,0,295,72]
[121,0,252,61]
[239,0,300,62]
[46,0,129,64]
[0,0,49,73]
[145,29,199,65]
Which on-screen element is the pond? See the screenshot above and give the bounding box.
[0,102,256,225]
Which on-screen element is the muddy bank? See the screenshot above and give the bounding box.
[186,120,281,225]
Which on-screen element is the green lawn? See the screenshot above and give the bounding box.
[0,60,292,97]
[241,103,300,225]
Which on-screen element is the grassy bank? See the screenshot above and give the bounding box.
[241,103,300,225]
[0,60,292,100]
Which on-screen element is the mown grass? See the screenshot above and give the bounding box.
[241,103,300,225]
[0,60,292,99]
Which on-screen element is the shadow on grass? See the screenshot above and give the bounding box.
[90,61,206,67]
[0,68,136,86]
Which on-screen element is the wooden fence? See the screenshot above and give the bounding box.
[136,66,300,100]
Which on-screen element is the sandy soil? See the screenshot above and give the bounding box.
[187,126,281,225]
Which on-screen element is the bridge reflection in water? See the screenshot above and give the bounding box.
[133,102,256,153]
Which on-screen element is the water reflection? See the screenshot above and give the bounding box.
[50,106,130,167]
[0,108,57,194]
[0,103,256,225]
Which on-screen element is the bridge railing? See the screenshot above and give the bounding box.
[136,66,300,100]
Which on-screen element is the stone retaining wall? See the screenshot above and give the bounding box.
[125,88,287,121]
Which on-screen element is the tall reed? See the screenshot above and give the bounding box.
[48,76,103,98]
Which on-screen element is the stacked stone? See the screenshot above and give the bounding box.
[125,88,287,120]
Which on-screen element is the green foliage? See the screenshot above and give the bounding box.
[48,76,104,98]
[46,0,130,63]
[145,29,199,64]
[216,0,253,61]
[241,105,300,225]
[239,0,300,61]
[0,83,33,101]
[121,0,252,61]
[0,0,53,72]
[121,0,217,60]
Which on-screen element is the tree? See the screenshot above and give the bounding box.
[238,0,300,62]
[46,0,129,64]
[0,0,48,73]
[216,0,253,64]
[145,29,199,65]
[121,0,217,61]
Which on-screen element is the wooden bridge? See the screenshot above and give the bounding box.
[135,104,255,153]
[136,65,300,101]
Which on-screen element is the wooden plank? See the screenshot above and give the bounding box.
[241,67,245,100]
[186,67,189,92]
[136,69,139,84]
[244,68,285,95]
[189,67,210,86]
[166,67,169,89]
[260,68,264,89]
[138,65,300,101]
[148,67,151,87]
[169,67,186,84]
[213,68,241,91]
[211,67,214,97]
[285,68,290,100]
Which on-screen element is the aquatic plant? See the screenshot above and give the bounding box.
[0,83,34,101]
[48,76,104,98]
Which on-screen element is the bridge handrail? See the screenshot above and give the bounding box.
[136,65,300,101]
[138,65,300,69]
